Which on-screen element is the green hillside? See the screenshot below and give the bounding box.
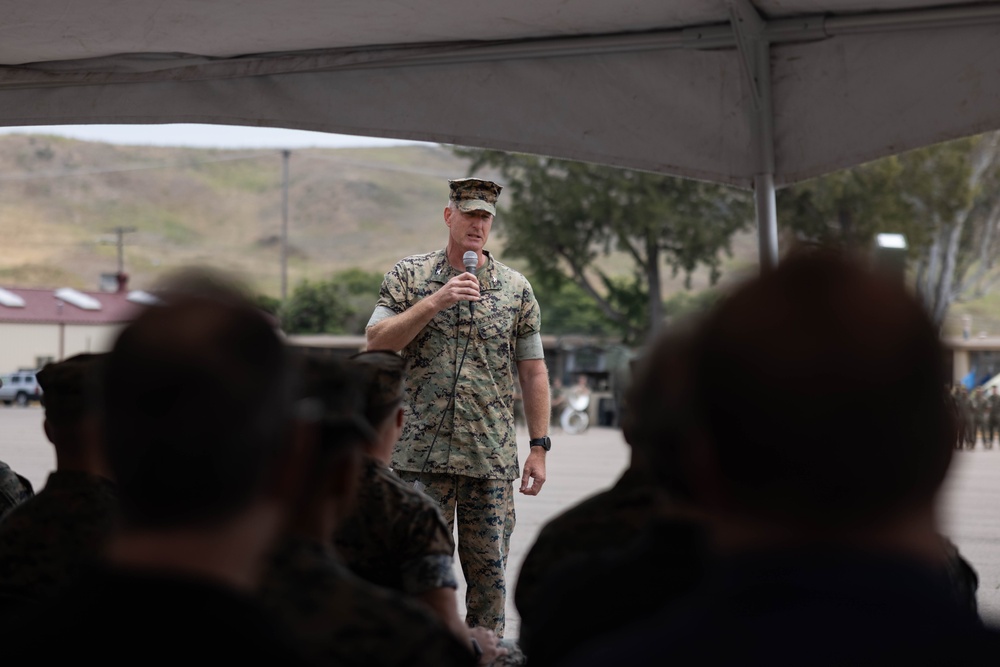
[0,135,494,295]
[4,132,983,337]
[0,134,756,299]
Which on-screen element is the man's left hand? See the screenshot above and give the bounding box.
[520,448,547,495]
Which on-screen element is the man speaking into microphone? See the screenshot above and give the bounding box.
[366,177,551,636]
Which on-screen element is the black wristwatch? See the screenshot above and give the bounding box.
[529,436,551,451]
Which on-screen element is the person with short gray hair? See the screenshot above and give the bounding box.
[366,177,551,636]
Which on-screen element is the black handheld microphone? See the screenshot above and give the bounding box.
[463,251,478,314]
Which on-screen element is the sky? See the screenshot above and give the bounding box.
[0,124,430,149]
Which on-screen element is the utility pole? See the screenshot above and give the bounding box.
[105,226,136,274]
[281,149,291,301]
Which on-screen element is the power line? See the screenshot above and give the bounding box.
[298,152,457,179]
[101,226,136,274]
[0,149,458,183]
[0,151,278,182]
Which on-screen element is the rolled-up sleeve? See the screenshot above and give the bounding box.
[367,265,410,330]
[400,554,459,594]
[366,305,398,330]
[515,280,543,361]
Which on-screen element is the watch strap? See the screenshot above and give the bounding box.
[529,436,551,451]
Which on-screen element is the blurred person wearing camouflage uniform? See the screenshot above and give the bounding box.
[0,353,118,615]
[516,359,667,617]
[0,375,34,522]
[335,352,459,614]
[337,351,520,664]
[367,178,551,636]
[566,252,1000,666]
[515,465,678,628]
[972,387,989,449]
[3,275,317,662]
[0,461,32,523]
[987,387,1000,449]
[260,355,495,667]
[958,386,976,449]
[518,331,708,665]
[947,386,963,450]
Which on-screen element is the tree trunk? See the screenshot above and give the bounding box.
[837,207,854,246]
[927,135,999,326]
[919,228,943,314]
[646,234,662,336]
[914,256,927,303]
[933,214,966,327]
[958,197,1000,298]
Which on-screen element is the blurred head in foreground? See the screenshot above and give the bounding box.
[686,251,953,539]
[286,354,375,530]
[349,350,406,465]
[103,269,294,531]
[620,328,698,501]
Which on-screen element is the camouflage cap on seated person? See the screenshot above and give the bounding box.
[36,353,106,426]
[349,350,406,426]
[297,355,378,448]
[448,177,502,216]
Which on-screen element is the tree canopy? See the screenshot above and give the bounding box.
[460,149,752,342]
[279,268,384,335]
[777,132,1000,327]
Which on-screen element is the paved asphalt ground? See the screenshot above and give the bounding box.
[3,406,999,636]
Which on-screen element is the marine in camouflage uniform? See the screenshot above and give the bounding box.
[260,536,474,667]
[367,178,550,636]
[972,388,989,449]
[0,470,118,609]
[334,455,457,595]
[341,351,524,666]
[987,387,1000,449]
[959,387,976,449]
[946,387,963,450]
[518,328,709,663]
[514,466,675,635]
[375,246,541,481]
[337,463,528,665]
[0,461,33,522]
[0,353,118,612]
[941,536,981,614]
[262,355,486,667]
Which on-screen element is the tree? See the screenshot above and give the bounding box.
[280,268,384,335]
[460,150,752,342]
[529,276,619,337]
[254,293,282,316]
[777,133,1000,328]
[909,135,1000,326]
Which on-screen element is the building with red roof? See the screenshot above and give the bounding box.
[0,283,155,372]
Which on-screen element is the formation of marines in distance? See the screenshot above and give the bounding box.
[950,385,1000,449]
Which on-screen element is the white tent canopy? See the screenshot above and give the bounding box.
[2,1,1000,264]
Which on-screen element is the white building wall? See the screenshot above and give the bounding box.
[0,324,60,371]
[953,349,971,385]
[64,324,126,359]
[0,323,125,371]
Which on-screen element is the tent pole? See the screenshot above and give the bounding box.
[754,173,778,270]
[730,0,778,270]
